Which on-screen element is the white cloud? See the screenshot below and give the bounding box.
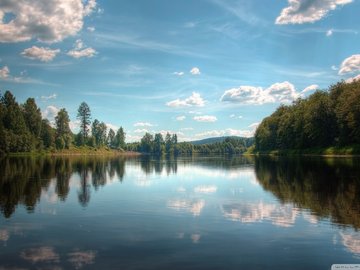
[176,115,186,121]
[0,0,97,43]
[194,124,259,139]
[301,84,319,93]
[230,114,243,119]
[42,105,60,126]
[21,46,60,62]
[87,26,96,32]
[134,122,154,127]
[338,54,360,75]
[67,40,97,59]
[180,127,194,131]
[106,123,119,131]
[331,65,338,71]
[69,120,81,132]
[221,86,272,105]
[193,115,217,122]
[134,129,149,133]
[221,81,299,105]
[326,29,333,36]
[345,74,360,83]
[194,185,217,194]
[0,65,36,83]
[166,92,205,107]
[275,0,352,25]
[0,66,9,79]
[190,67,201,75]
[266,81,299,103]
[173,71,184,76]
[41,93,57,101]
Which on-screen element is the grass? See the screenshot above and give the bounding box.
[249,144,360,157]
[6,146,141,157]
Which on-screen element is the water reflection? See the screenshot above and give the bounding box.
[254,156,360,229]
[1,155,360,268]
[222,202,300,227]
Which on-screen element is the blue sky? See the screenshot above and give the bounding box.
[1,0,360,142]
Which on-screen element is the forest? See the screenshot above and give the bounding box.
[0,90,250,155]
[255,80,360,152]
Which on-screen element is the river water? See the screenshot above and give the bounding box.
[0,155,359,269]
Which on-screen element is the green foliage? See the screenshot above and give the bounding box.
[77,102,91,143]
[255,80,360,151]
[55,108,72,149]
[92,119,107,147]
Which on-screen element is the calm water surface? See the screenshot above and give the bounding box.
[0,155,360,269]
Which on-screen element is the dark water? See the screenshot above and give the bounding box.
[1,155,360,270]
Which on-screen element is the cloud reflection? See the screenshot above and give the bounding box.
[167,199,205,216]
[0,229,9,242]
[20,246,59,263]
[194,185,217,194]
[68,250,96,269]
[340,231,360,256]
[222,202,299,228]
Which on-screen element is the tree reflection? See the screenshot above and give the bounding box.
[0,156,129,218]
[254,156,360,229]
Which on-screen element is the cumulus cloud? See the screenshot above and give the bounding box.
[42,105,59,126]
[0,0,98,43]
[266,81,299,103]
[326,29,333,36]
[176,115,186,121]
[301,84,319,93]
[345,74,360,83]
[194,123,259,139]
[275,0,352,25]
[134,122,154,127]
[190,67,201,75]
[0,65,9,79]
[67,39,97,59]
[166,92,205,107]
[193,115,217,122]
[106,123,118,131]
[21,46,60,62]
[173,71,184,76]
[221,81,299,105]
[338,54,360,75]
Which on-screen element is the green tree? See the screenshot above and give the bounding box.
[115,127,126,149]
[40,119,55,149]
[153,133,164,155]
[77,102,91,144]
[107,128,115,148]
[55,108,72,149]
[140,132,153,153]
[23,98,42,138]
[92,119,107,147]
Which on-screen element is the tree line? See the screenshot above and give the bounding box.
[0,91,126,154]
[128,134,250,155]
[0,90,253,155]
[255,80,360,151]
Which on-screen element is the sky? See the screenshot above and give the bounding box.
[0,0,360,142]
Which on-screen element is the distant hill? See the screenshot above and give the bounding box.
[190,136,254,147]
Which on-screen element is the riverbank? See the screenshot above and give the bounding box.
[248,144,360,157]
[5,146,141,157]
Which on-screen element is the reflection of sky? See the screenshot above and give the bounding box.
[340,231,360,257]
[222,202,300,227]
[1,157,360,268]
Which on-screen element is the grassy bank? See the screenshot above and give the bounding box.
[5,146,141,157]
[248,144,360,157]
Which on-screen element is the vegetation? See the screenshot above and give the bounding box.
[255,80,360,153]
[0,90,127,155]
